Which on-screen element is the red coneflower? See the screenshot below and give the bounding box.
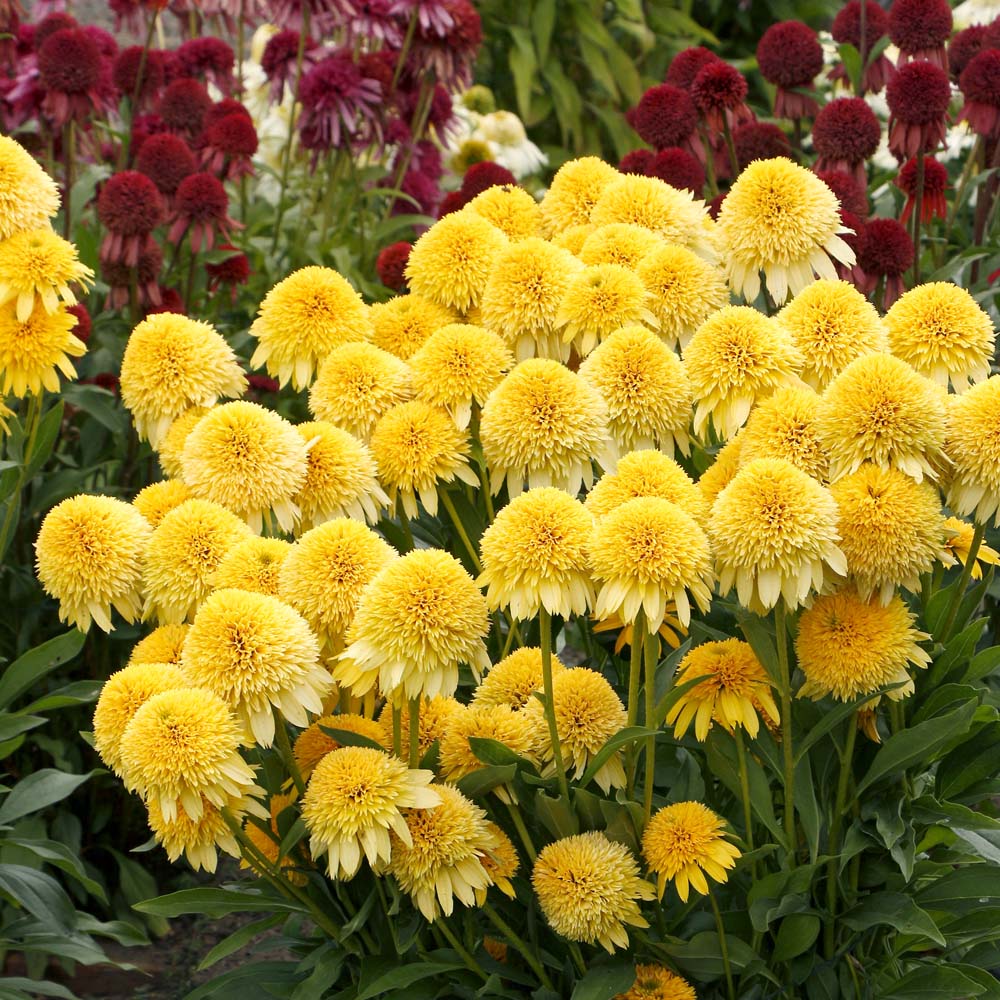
[437,190,466,218]
[460,160,517,199]
[376,241,412,291]
[393,169,440,217]
[838,209,866,274]
[261,28,318,103]
[732,121,791,169]
[84,372,120,394]
[958,50,1000,140]
[408,0,481,91]
[395,0,455,37]
[757,21,823,119]
[247,373,280,395]
[168,171,240,252]
[97,170,166,266]
[37,27,109,126]
[107,0,145,35]
[32,11,76,51]
[423,83,458,140]
[896,156,948,223]
[666,46,722,91]
[888,0,952,71]
[112,45,165,109]
[268,0,340,32]
[886,60,951,159]
[200,113,258,180]
[413,140,443,181]
[145,286,185,316]
[101,240,163,309]
[619,149,656,175]
[176,37,234,95]
[66,302,91,344]
[630,83,700,156]
[816,169,869,217]
[344,0,404,47]
[202,98,252,131]
[358,49,395,96]
[0,2,20,71]
[206,244,250,302]
[136,132,197,197]
[812,97,882,187]
[691,61,752,136]
[130,113,170,159]
[158,77,212,136]
[948,26,989,84]
[84,25,117,60]
[830,0,895,93]
[298,51,382,156]
[853,216,914,306]
[648,147,705,194]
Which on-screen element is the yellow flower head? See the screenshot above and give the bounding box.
[590,497,713,629]
[738,385,828,481]
[143,499,252,624]
[665,639,779,741]
[463,186,542,241]
[831,464,945,603]
[586,449,708,526]
[523,667,627,792]
[119,686,260,823]
[440,704,537,785]
[478,487,594,620]
[579,325,693,456]
[532,831,654,953]
[718,157,856,304]
[406,212,509,313]
[636,243,730,351]
[556,263,659,358]
[554,223,595,255]
[250,266,371,390]
[615,965,697,1000]
[942,516,1000,580]
[642,801,741,901]
[479,237,582,362]
[35,494,150,633]
[885,282,995,391]
[796,588,931,701]
[293,713,388,779]
[279,518,398,652]
[133,480,192,528]
[335,548,491,702]
[369,294,456,360]
[478,822,519,902]
[480,358,611,497]
[776,279,887,391]
[816,353,947,483]
[684,306,804,441]
[93,661,188,776]
[389,783,495,921]
[212,536,291,597]
[0,136,60,238]
[0,228,93,321]
[379,695,467,756]
[947,376,1000,524]
[698,434,744,507]
[409,323,513,429]
[181,400,308,534]
[369,399,478,519]
[157,407,210,480]
[709,457,846,612]
[579,223,664,270]
[120,314,246,447]
[0,300,85,397]
[472,647,566,711]
[302,745,439,879]
[147,795,243,874]
[181,588,330,747]
[129,624,189,665]
[540,157,619,234]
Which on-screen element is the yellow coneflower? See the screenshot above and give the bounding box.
[463,186,542,241]
[737,385,828,482]
[540,157,619,234]
[0,228,93,321]
[471,647,565,712]
[156,407,210,480]
[293,713,388,779]
[553,223,596,255]
[946,376,1000,524]
[133,480,192,528]
[477,822,519,903]
[0,135,61,238]
[369,293,456,360]
[377,695,467,757]
[0,300,85,397]
[579,223,664,270]
[697,434,744,508]
[147,795,244,874]
[211,536,291,597]
[615,965,697,1000]
[129,624,189,666]
[942,516,1000,580]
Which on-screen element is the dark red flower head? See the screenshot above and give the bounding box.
[174,171,228,223]
[37,28,102,95]
[158,77,212,134]
[130,113,169,159]
[136,132,197,196]
[887,60,951,124]
[113,46,165,104]
[203,98,252,131]
[101,239,162,294]
[33,12,77,51]
[691,61,748,114]
[733,121,791,168]
[648,147,705,194]
[665,46,722,90]
[376,241,412,291]
[815,169,869,216]
[812,97,882,163]
[831,0,889,51]
[66,303,91,344]
[409,0,481,90]
[146,287,184,316]
[888,0,952,56]
[298,51,382,152]
[393,170,440,217]
[960,49,1000,107]
[949,26,989,82]
[98,171,165,237]
[437,190,467,218]
[205,113,258,156]
[414,140,443,181]
[707,191,727,220]
[87,372,121,393]
[857,217,914,276]
[247,373,279,394]
[620,149,656,175]
[631,83,698,150]
[262,28,317,100]
[460,160,517,199]
[176,37,234,87]
[986,21,1000,50]
[757,21,823,87]
[426,83,456,132]
[358,50,394,94]
[206,245,250,294]
[896,155,948,222]
[84,26,118,60]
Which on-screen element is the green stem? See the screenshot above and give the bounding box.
[408,696,421,767]
[721,117,740,179]
[824,713,858,959]
[397,509,414,552]
[643,624,659,823]
[709,890,735,1000]
[939,522,985,642]
[392,704,402,758]
[439,488,482,571]
[505,800,536,863]
[699,126,718,197]
[0,391,43,566]
[567,942,587,977]
[540,609,571,805]
[775,599,796,860]
[436,917,489,982]
[734,727,755,857]
[481,902,553,989]
[625,608,645,797]
[910,150,925,285]
[120,10,159,168]
[273,707,306,795]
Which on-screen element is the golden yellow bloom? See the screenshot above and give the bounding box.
[129,624,189,665]
[0,399,13,436]
[615,965,696,1000]
[586,449,708,526]
[409,323,513,429]
[775,279,887,391]
[278,518,397,652]
[709,457,846,612]
[830,465,945,603]
[133,480,192,528]
[738,385,827,481]
[480,359,611,496]
[0,228,93,321]
[471,647,565,711]
[147,795,243,874]
[212,536,291,597]
[250,266,371,390]
[479,237,581,362]
[0,300,85,397]
[120,314,246,447]
[796,588,931,701]
[942,516,1000,580]
[389,783,495,921]
[642,801,741,902]
[240,790,306,884]
[157,407,210,480]
[143,498,252,624]
[406,211,509,313]
[580,223,664,270]
[378,695,467,756]
[35,494,150,633]
[93,661,188,776]
[664,639,778,740]
[947,376,1000,524]
[592,610,685,656]
[478,823,519,903]
[540,157,619,234]
[817,353,947,483]
[369,294,456,360]
[302,745,439,879]
[885,282,995,391]
[697,434,743,508]
[523,667,627,793]
[478,487,594,620]
[181,588,330,747]
[335,548,490,702]
[579,325,693,456]
[684,306,804,442]
[718,157,856,304]
[293,713,388,779]
[0,135,60,238]
[553,223,595,255]
[440,704,536,799]
[463,186,542,241]
[119,686,260,823]
[590,497,713,629]
[532,832,654,953]
[181,401,308,534]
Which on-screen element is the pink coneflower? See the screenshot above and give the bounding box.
[101,241,163,310]
[757,21,823,119]
[297,51,382,156]
[853,217,914,306]
[816,169,869,217]
[648,147,705,193]
[169,171,240,252]
[888,0,952,71]
[344,0,405,47]
[97,170,166,266]
[691,61,752,136]
[413,139,443,180]
[896,156,948,223]
[176,37,235,95]
[158,77,212,137]
[830,0,895,93]
[261,28,317,103]
[136,132,197,197]
[958,50,1000,140]
[200,113,258,179]
[376,240,411,290]
[392,0,453,38]
[630,83,700,156]
[619,149,655,175]
[2,51,42,129]
[886,60,951,159]
[408,0,481,91]
[268,0,340,33]
[812,97,882,187]
[732,121,791,169]
[206,244,250,302]
[107,0,145,36]
[37,27,110,126]
[113,45,165,109]
[666,46,722,91]
[424,83,458,140]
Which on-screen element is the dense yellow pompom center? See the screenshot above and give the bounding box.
[0,300,85,397]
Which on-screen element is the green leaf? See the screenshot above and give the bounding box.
[318,726,385,751]
[0,631,86,710]
[0,768,96,824]
[772,913,821,962]
[196,913,284,971]
[507,27,536,122]
[534,790,578,838]
[183,961,301,1000]
[0,713,46,742]
[737,613,780,686]
[0,978,77,999]
[880,965,985,998]
[468,736,523,767]
[579,727,657,788]
[837,42,863,96]
[531,0,556,65]
[661,930,758,977]
[570,961,635,1000]
[6,836,107,901]
[134,886,301,918]
[0,864,76,932]
[23,400,65,480]
[841,892,945,946]
[952,827,1000,866]
[455,763,517,798]
[918,865,1000,912]
[795,683,905,762]
[355,960,464,1000]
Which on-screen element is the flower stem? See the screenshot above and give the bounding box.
[643,625,659,823]
[0,391,43,566]
[625,608,645,797]
[482,902,553,989]
[505,800,536,863]
[539,609,571,805]
[273,707,306,796]
[824,711,858,959]
[939,522,985,642]
[721,117,740,179]
[392,703,402,758]
[910,150,925,285]
[408,696,421,767]
[734,727,755,856]
[436,917,489,982]
[709,889,735,1000]
[775,599,796,859]
[397,509,414,552]
[439,488,482,572]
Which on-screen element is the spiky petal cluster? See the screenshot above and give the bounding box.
[0,136,61,239]
[471,647,566,712]
[0,301,85,397]
[946,376,1000,525]
[0,228,93,322]
[738,386,828,482]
